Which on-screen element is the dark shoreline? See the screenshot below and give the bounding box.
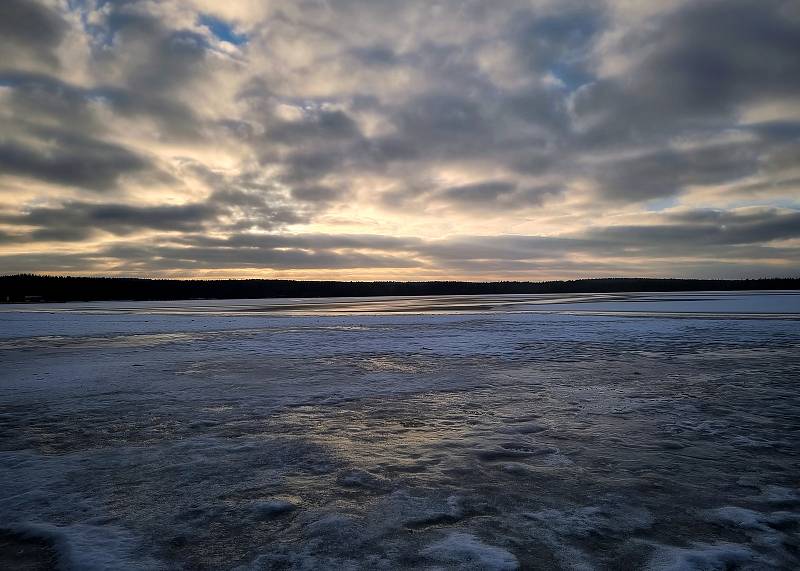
[2,274,798,303]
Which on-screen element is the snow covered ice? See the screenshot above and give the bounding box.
[1,291,799,569]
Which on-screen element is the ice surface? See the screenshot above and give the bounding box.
[646,542,757,570]
[420,532,519,570]
[9,521,159,570]
[251,499,298,519]
[1,292,799,569]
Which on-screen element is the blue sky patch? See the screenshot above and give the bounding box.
[199,15,247,45]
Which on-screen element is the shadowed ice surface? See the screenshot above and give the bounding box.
[1,292,799,569]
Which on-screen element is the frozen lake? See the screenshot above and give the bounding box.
[1,291,799,569]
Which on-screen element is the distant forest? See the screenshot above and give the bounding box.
[1,274,798,303]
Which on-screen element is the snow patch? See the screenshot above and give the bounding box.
[646,542,755,571]
[10,522,157,571]
[336,469,391,490]
[421,532,519,570]
[524,502,654,537]
[251,499,298,519]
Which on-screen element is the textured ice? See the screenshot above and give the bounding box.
[9,521,159,570]
[251,499,298,519]
[646,542,757,570]
[420,532,519,570]
[1,292,799,569]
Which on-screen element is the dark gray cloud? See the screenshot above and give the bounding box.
[510,4,605,86]
[290,185,348,203]
[267,110,361,145]
[0,0,67,70]
[0,130,150,192]
[432,181,563,211]
[350,45,399,67]
[1,201,219,240]
[440,181,516,203]
[572,0,800,144]
[588,208,800,248]
[643,0,800,108]
[0,72,204,141]
[418,208,800,269]
[99,242,419,271]
[591,142,762,201]
[0,252,108,273]
[0,70,210,195]
[93,3,221,95]
[0,183,313,241]
[174,232,421,252]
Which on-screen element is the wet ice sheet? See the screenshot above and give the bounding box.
[2,290,799,320]
[1,293,799,569]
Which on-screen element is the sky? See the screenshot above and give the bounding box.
[0,0,798,280]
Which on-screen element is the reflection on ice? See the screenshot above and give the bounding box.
[2,290,799,318]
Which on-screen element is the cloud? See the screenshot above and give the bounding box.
[290,185,348,203]
[572,0,800,142]
[589,141,761,201]
[0,0,798,278]
[1,201,218,239]
[0,0,68,71]
[98,241,421,271]
[0,71,204,142]
[0,207,798,277]
[433,181,563,211]
[0,132,150,193]
[588,208,800,248]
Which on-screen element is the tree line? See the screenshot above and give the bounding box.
[1,274,798,303]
